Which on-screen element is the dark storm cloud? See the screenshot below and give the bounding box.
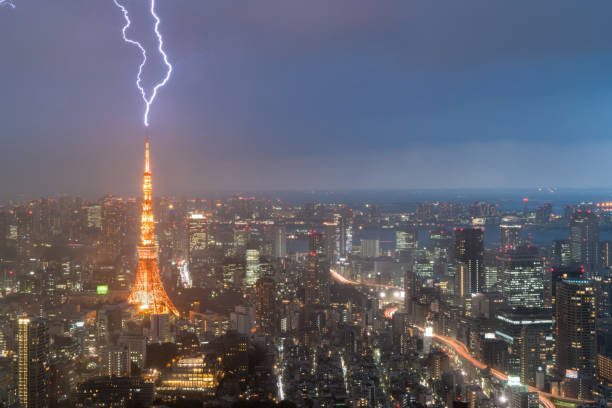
[1,0,612,196]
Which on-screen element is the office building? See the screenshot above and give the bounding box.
[333,208,353,261]
[273,225,286,259]
[74,377,153,407]
[552,240,571,268]
[304,252,330,307]
[508,385,539,408]
[103,345,130,377]
[602,241,612,268]
[555,278,597,398]
[17,317,49,408]
[360,238,380,259]
[245,248,260,287]
[118,332,147,369]
[569,210,599,275]
[151,313,172,343]
[396,227,418,259]
[500,216,522,252]
[495,309,552,386]
[498,246,544,308]
[454,228,484,298]
[188,213,208,261]
[255,277,276,336]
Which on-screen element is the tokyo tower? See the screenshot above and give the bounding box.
[128,135,179,316]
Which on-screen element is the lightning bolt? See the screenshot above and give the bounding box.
[113,0,172,127]
[0,0,16,8]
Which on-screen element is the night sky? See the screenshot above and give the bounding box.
[2,0,612,196]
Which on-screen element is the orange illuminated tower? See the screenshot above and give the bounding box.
[128,135,179,316]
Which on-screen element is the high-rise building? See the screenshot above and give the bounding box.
[602,241,612,268]
[118,332,147,369]
[483,266,498,291]
[309,231,327,256]
[454,228,484,299]
[101,198,123,261]
[569,210,600,275]
[245,249,260,287]
[552,240,571,268]
[429,228,452,254]
[417,202,435,222]
[535,203,552,224]
[391,312,412,355]
[551,267,583,310]
[272,225,286,259]
[103,345,130,377]
[499,216,522,252]
[128,136,178,316]
[396,227,418,259]
[86,205,102,229]
[304,254,330,307]
[17,317,49,408]
[334,208,353,261]
[360,238,380,259]
[305,232,330,307]
[221,257,245,290]
[188,213,208,261]
[555,278,597,398]
[508,385,539,408]
[233,227,250,254]
[151,313,172,343]
[498,246,544,309]
[255,277,275,336]
[495,309,552,386]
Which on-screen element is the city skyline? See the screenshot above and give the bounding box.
[5,2,612,407]
[4,1,612,194]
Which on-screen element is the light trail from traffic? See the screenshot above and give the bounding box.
[330,268,401,290]
[383,305,399,319]
[331,268,593,408]
[414,326,592,408]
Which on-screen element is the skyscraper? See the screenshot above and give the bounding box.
[272,225,286,259]
[305,232,330,307]
[495,309,552,386]
[454,228,484,298]
[360,238,380,258]
[188,213,207,262]
[555,278,597,398]
[245,248,260,287]
[334,208,353,262]
[17,317,49,408]
[255,277,276,336]
[569,210,600,275]
[128,136,178,316]
[499,216,522,252]
[552,240,571,268]
[101,198,123,261]
[498,246,544,309]
[396,226,418,259]
[602,241,612,268]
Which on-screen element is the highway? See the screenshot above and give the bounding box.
[383,305,399,319]
[330,268,594,408]
[413,325,555,408]
[330,268,400,290]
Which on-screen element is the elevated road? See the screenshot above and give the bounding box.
[329,268,593,408]
[414,328,594,408]
[330,268,401,290]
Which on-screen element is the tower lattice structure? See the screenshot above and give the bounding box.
[128,135,179,316]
